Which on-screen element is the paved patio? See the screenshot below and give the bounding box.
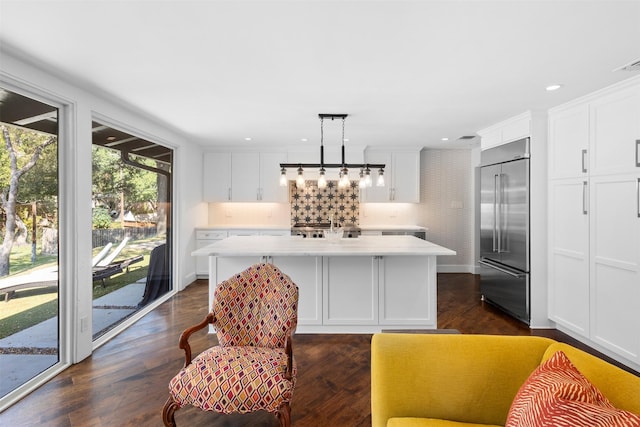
[0,280,146,397]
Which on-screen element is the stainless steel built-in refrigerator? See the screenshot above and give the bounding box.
[479,138,530,324]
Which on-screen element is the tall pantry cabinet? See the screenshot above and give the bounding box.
[548,76,640,369]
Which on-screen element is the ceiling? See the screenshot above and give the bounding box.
[1,1,639,152]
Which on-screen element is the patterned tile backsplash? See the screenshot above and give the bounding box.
[290,181,359,225]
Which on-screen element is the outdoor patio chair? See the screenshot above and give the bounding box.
[162,263,299,427]
[92,237,143,287]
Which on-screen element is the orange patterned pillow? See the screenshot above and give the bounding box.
[506,350,640,427]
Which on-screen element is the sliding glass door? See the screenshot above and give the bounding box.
[0,87,59,398]
[91,121,172,341]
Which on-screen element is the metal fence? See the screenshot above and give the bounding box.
[92,227,158,248]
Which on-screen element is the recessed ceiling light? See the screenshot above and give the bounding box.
[441,137,449,141]
[343,138,349,142]
[546,84,563,91]
[106,136,116,141]
[244,137,252,141]
[301,138,308,142]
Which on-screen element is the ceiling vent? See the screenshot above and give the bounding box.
[458,135,476,140]
[613,57,640,72]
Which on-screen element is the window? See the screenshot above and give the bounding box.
[0,87,60,399]
[91,121,173,341]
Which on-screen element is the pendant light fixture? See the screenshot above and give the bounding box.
[279,114,385,188]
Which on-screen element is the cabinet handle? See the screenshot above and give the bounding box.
[581,149,588,173]
[635,139,639,167]
[583,181,588,215]
[228,188,232,201]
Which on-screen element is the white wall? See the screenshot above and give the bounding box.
[420,149,475,273]
[0,48,206,367]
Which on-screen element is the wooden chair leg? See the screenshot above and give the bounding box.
[275,402,291,427]
[162,395,180,427]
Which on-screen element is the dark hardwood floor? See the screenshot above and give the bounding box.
[0,273,634,426]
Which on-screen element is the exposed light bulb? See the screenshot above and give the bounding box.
[296,167,305,188]
[338,167,350,188]
[377,169,385,187]
[318,168,327,189]
[364,167,372,187]
[279,167,287,187]
[358,169,366,189]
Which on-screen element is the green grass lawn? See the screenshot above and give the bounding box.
[0,238,161,339]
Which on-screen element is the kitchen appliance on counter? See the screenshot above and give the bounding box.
[291,222,361,238]
[479,138,530,325]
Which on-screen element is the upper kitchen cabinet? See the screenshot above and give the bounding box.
[590,83,640,177]
[548,104,590,179]
[203,152,232,201]
[203,151,288,202]
[361,149,420,203]
[478,112,532,150]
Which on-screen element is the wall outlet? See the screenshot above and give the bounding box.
[80,316,88,332]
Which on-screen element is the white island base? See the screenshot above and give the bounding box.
[194,235,456,334]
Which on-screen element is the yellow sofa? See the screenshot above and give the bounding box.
[371,333,640,427]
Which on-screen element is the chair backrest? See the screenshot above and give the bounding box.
[212,263,298,349]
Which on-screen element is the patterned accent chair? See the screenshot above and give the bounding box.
[162,263,299,426]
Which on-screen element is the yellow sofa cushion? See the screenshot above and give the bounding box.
[387,418,501,427]
[371,334,556,427]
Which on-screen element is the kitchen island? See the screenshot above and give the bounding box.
[192,235,455,333]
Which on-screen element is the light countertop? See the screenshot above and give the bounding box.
[197,225,427,231]
[192,235,455,257]
[359,225,427,231]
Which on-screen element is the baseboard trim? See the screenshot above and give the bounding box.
[436,264,475,274]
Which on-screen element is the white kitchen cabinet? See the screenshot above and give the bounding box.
[590,85,640,177]
[548,104,589,180]
[478,112,531,150]
[203,152,232,201]
[271,256,322,325]
[195,230,228,277]
[362,149,420,203]
[548,178,590,335]
[231,152,288,202]
[203,151,288,202]
[589,174,640,362]
[323,256,378,325]
[230,152,260,201]
[548,76,640,369]
[378,256,436,327]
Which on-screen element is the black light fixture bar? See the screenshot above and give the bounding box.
[280,113,386,188]
[279,163,386,169]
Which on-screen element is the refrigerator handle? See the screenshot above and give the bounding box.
[583,181,588,215]
[636,140,639,168]
[479,259,527,279]
[493,174,499,252]
[582,149,588,173]
[497,173,503,253]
